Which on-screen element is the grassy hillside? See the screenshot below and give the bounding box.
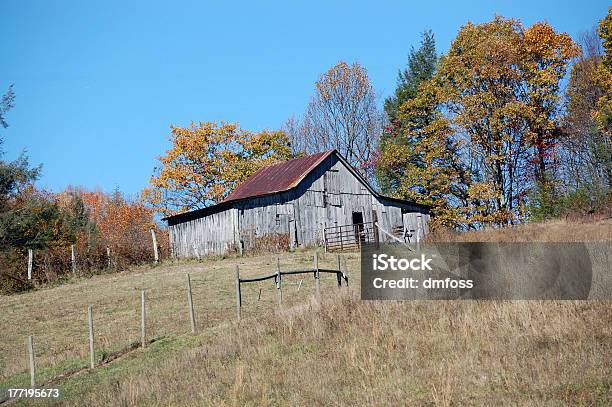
[0,219,610,406]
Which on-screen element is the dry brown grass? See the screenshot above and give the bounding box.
[428,218,611,242]
[60,295,612,406]
[0,250,354,386]
[0,219,610,406]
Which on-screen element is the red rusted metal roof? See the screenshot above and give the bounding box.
[223,150,334,203]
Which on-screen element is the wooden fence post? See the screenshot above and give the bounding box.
[106,246,111,269]
[343,257,349,286]
[27,249,33,280]
[336,254,342,288]
[71,245,76,274]
[235,265,242,320]
[186,274,196,334]
[276,257,282,307]
[416,216,421,252]
[151,229,159,264]
[373,211,380,249]
[314,252,320,300]
[192,244,200,260]
[88,305,95,369]
[27,335,35,388]
[140,290,146,347]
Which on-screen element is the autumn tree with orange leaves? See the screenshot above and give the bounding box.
[377,17,579,228]
[72,189,168,269]
[145,122,292,216]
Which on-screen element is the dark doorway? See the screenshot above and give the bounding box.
[352,211,364,244]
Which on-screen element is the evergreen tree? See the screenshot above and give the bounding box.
[376,30,438,194]
[383,30,437,123]
[0,84,15,130]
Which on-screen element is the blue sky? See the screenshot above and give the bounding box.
[1,0,609,195]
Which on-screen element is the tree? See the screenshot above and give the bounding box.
[388,82,466,228]
[562,27,611,208]
[376,30,438,194]
[0,84,15,130]
[145,122,292,216]
[595,6,612,144]
[297,62,381,178]
[385,17,579,228]
[383,30,437,123]
[522,22,581,184]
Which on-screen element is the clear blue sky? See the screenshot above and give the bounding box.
[1,0,609,195]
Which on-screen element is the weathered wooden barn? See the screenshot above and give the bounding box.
[164,150,430,257]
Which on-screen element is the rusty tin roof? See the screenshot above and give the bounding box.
[163,149,430,223]
[223,150,334,203]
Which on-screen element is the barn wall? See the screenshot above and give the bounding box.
[168,154,431,257]
[168,208,238,257]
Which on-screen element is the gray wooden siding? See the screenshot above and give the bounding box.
[168,154,430,257]
[169,208,238,257]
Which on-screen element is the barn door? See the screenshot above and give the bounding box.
[352,211,364,245]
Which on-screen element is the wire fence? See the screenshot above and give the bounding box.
[0,251,350,404]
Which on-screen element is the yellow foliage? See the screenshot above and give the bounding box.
[146,122,292,216]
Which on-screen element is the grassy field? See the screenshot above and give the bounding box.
[0,219,610,406]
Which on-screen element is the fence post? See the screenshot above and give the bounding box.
[314,252,320,300]
[27,249,33,280]
[276,257,282,307]
[27,336,35,388]
[186,274,196,334]
[192,244,200,260]
[343,257,349,286]
[372,209,380,249]
[106,246,111,269]
[88,305,95,369]
[235,265,241,321]
[71,245,76,274]
[140,290,146,348]
[416,216,421,252]
[336,254,342,288]
[151,229,159,264]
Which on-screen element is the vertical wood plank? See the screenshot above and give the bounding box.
[151,229,159,263]
[235,265,241,320]
[141,290,146,347]
[416,215,421,252]
[186,274,196,334]
[27,335,35,388]
[88,305,95,369]
[372,210,380,249]
[27,249,33,280]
